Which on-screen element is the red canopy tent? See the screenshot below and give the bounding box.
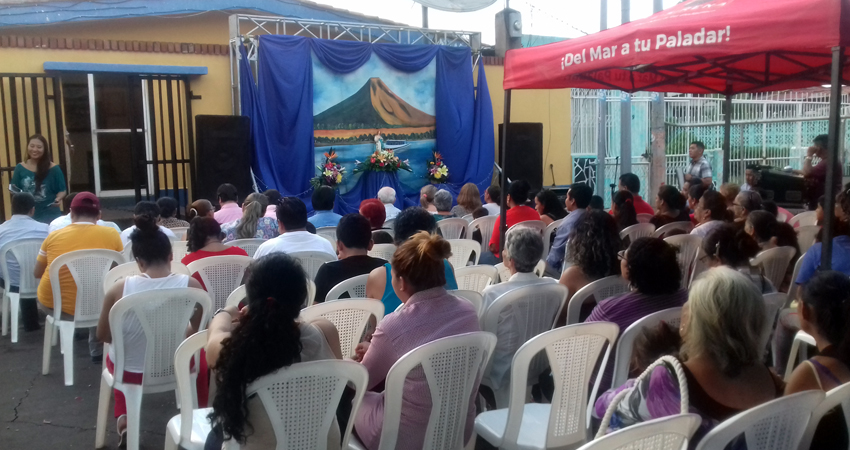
[497,0,849,268]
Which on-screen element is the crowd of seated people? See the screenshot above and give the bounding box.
[11,173,850,450]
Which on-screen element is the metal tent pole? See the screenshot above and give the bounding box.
[821,46,845,270]
[722,88,733,183]
[499,90,512,259]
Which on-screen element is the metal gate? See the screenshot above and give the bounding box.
[0,74,66,221]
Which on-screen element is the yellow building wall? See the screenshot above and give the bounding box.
[481,64,572,185]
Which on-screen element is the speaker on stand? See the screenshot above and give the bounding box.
[498,122,544,192]
[195,115,254,206]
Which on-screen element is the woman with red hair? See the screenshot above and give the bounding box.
[359,199,387,230]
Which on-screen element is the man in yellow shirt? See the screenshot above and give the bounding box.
[34,192,123,362]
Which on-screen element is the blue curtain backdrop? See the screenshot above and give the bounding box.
[240,35,494,213]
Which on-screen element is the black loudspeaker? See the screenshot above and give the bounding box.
[195,115,253,205]
[498,122,543,192]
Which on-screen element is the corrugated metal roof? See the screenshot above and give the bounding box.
[0,0,405,28]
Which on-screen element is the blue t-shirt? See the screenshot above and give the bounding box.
[308,210,342,228]
[380,260,458,315]
[796,235,850,285]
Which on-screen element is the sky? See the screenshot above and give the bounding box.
[312,0,683,45]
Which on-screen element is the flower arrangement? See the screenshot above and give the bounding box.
[310,149,346,189]
[426,151,449,183]
[353,144,412,174]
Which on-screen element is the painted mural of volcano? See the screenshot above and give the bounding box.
[314,77,436,131]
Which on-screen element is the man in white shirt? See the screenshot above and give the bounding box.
[47,192,121,234]
[377,186,401,221]
[481,227,556,391]
[119,201,178,246]
[691,190,728,238]
[483,185,501,216]
[214,183,242,224]
[0,193,49,331]
[254,197,337,259]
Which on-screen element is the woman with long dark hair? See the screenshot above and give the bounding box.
[181,217,248,289]
[206,254,341,448]
[612,190,638,231]
[651,185,689,228]
[11,134,66,223]
[702,224,775,293]
[535,189,568,225]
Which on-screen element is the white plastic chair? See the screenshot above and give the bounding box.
[383,218,395,231]
[543,218,564,259]
[367,243,397,261]
[789,210,818,228]
[566,276,631,325]
[784,330,818,381]
[349,331,496,450]
[751,246,796,289]
[289,251,336,281]
[170,227,189,240]
[689,247,710,288]
[224,238,266,257]
[41,249,125,386]
[172,262,191,276]
[447,239,481,268]
[799,381,850,450]
[0,238,43,343]
[665,234,703,289]
[450,290,485,317]
[304,279,316,308]
[186,255,253,310]
[103,262,191,292]
[316,226,337,244]
[437,217,469,240]
[619,223,655,243]
[455,265,499,292]
[495,263,512,283]
[300,298,384,359]
[325,274,369,302]
[694,390,824,450]
[95,287,211,450]
[225,285,247,308]
[122,244,134,263]
[467,215,498,254]
[480,283,569,408]
[611,307,683,389]
[636,213,653,224]
[796,225,820,254]
[171,240,189,261]
[506,220,546,246]
[786,251,806,304]
[652,221,693,237]
[575,414,701,450]
[165,330,210,450]
[462,214,473,223]
[475,323,620,450]
[761,292,786,346]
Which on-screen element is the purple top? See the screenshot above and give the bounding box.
[354,287,480,450]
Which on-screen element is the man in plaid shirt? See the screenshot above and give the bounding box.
[683,140,713,192]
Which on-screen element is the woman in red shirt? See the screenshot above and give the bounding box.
[181,217,248,289]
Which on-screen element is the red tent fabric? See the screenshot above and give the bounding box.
[504,0,850,94]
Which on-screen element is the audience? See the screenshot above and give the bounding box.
[34,192,123,362]
[433,189,455,221]
[691,190,727,238]
[483,185,501,216]
[205,254,341,449]
[796,190,850,281]
[651,185,689,228]
[377,187,401,221]
[451,183,482,218]
[354,232,479,450]
[0,193,48,331]
[188,199,215,221]
[97,212,203,446]
[313,214,387,304]
[470,206,490,244]
[47,192,121,234]
[702,224,775,293]
[214,183,242,225]
[687,183,708,225]
[617,173,654,215]
[485,180,539,262]
[262,189,281,219]
[742,164,760,192]
[732,190,762,223]
[365,207,458,315]
[745,210,779,250]
[611,190,638,231]
[359,199,387,231]
[419,185,437,212]
[181,217,248,289]
[308,186,343,228]
[220,193,278,242]
[156,197,189,229]
[595,267,782,446]
[589,195,605,211]
[720,183,741,211]
[535,189,567,225]
[120,201,177,246]
[546,183,593,273]
[254,197,336,259]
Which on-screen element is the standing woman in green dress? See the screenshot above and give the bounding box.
[11,134,67,224]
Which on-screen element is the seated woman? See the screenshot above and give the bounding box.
[354,232,480,450]
[451,182,482,218]
[535,189,568,225]
[702,223,775,293]
[420,185,437,212]
[432,189,456,222]
[586,237,688,390]
[651,185,690,228]
[206,254,342,449]
[96,212,204,447]
[365,207,458,315]
[745,210,779,250]
[612,190,638,231]
[181,217,248,289]
[157,196,189,229]
[187,199,215,221]
[558,210,622,325]
[220,193,278,242]
[360,198,387,231]
[785,271,850,450]
[595,267,784,446]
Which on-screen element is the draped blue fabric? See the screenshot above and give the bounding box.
[248,35,494,213]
